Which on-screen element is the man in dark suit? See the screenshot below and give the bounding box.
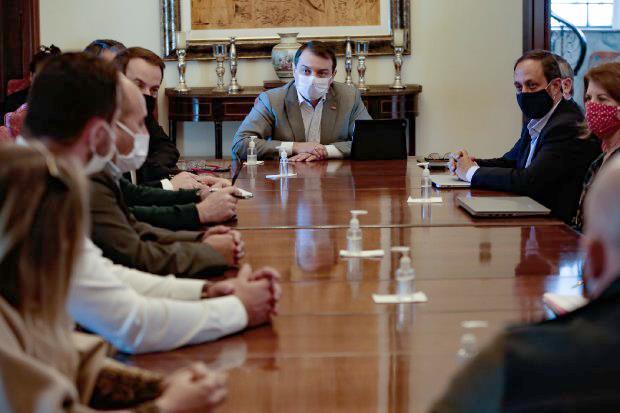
[451,50,600,222]
[114,47,209,190]
[431,157,620,412]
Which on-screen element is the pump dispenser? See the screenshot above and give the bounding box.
[247,136,258,165]
[421,163,431,199]
[346,210,368,253]
[277,146,289,177]
[392,246,415,298]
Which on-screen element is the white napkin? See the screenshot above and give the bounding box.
[243,161,265,166]
[372,291,428,304]
[339,249,385,258]
[209,187,253,199]
[266,173,297,179]
[407,196,443,204]
[235,188,253,199]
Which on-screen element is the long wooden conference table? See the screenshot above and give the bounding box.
[125,158,583,412]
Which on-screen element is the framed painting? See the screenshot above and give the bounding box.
[160,0,410,60]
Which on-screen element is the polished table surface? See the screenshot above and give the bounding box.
[228,159,563,229]
[127,159,582,412]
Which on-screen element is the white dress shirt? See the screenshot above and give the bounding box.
[68,238,247,354]
[279,91,344,159]
[464,100,561,182]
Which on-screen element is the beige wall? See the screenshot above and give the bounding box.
[40,0,522,158]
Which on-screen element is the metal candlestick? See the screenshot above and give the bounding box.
[227,37,243,94]
[175,48,189,92]
[344,37,353,86]
[213,44,227,92]
[390,46,405,89]
[355,41,369,92]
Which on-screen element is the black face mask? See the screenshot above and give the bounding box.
[516,82,556,120]
[143,94,156,117]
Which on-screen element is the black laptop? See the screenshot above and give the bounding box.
[351,119,408,160]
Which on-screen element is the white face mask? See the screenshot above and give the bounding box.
[295,72,331,101]
[114,121,150,173]
[84,122,116,175]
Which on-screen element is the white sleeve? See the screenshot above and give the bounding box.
[67,239,248,354]
[325,144,344,159]
[465,165,480,183]
[280,141,294,156]
[161,179,174,190]
[101,254,205,301]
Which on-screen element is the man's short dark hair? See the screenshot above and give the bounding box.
[514,50,562,83]
[84,39,126,57]
[24,52,118,143]
[294,41,337,73]
[114,47,165,80]
[553,54,574,80]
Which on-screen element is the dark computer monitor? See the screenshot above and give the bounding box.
[351,119,408,160]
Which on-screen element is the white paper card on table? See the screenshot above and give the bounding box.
[235,188,254,199]
[243,161,265,166]
[372,291,428,304]
[407,196,443,204]
[339,249,385,258]
[543,293,588,316]
[461,320,489,329]
[266,173,297,180]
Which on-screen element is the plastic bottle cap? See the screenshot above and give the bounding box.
[392,246,413,275]
[349,210,368,228]
[423,163,430,177]
[249,136,256,149]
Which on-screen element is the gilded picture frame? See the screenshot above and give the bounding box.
[160,0,410,60]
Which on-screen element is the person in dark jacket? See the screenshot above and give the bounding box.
[114,47,209,190]
[450,50,600,223]
[85,75,245,276]
[432,156,620,412]
[113,75,241,231]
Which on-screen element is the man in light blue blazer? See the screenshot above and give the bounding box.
[232,41,371,162]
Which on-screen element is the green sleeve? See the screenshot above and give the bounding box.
[120,177,199,207]
[129,203,201,231]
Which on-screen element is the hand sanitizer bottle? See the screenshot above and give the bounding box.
[247,136,258,165]
[346,210,368,253]
[457,333,478,363]
[392,246,415,299]
[278,146,288,177]
[421,163,432,199]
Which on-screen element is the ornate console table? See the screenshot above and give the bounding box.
[166,84,422,159]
